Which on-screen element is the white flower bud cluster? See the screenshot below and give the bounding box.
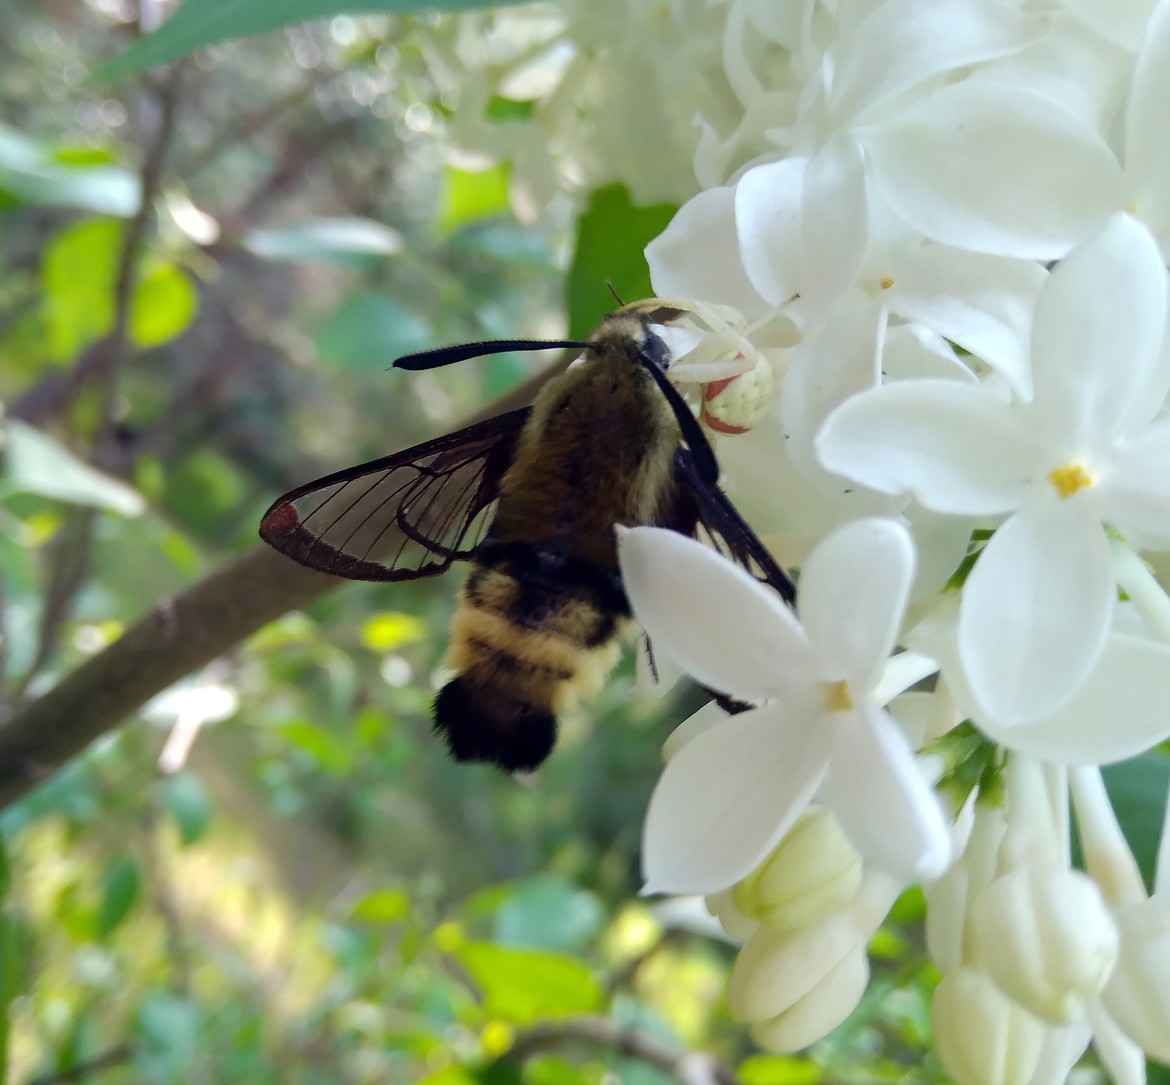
[705,806,891,1054]
[926,758,1170,1085]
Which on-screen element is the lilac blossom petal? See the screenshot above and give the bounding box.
[617,527,816,702]
[799,518,915,695]
[735,157,806,306]
[816,381,1043,515]
[1101,417,1170,542]
[641,704,835,895]
[830,0,1043,124]
[646,187,770,317]
[1029,214,1168,448]
[958,498,1114,724]
[861,82,1123,259]
[889,244,1045,399]
[973,634,1170,764]
[828,705,952,880]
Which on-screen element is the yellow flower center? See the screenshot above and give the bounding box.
[880,277,895,290]
[824,680,854,713]
[1048,462,1095,499]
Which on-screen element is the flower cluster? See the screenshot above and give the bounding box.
[602,1,1170,1082]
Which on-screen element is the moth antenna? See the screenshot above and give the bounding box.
[394,339,591,371]
[605,280,625,306]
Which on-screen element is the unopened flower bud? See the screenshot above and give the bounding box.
[932,968,1045,1085]
[728,912,862,1026]
[701,352,774,434]
[732,806,863,930]
[749,944,869,1053]
[705,887,760,941]
[968,868,1117,1023]
[1100,898,1170,1061]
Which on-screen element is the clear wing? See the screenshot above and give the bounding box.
[260,408,531,582]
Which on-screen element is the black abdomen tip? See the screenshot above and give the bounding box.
[433,678,557,772]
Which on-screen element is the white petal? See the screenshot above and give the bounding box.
[975,633,1170,763]
[816,381,1042,514]
[862,83,1124,259]
[828,706,952,881]
[661,701,731,762]
[888,244,1045,399]
[799,137,869,321]
[830,0,1043,125]
[799,518,915,693]
[735,157,806,307]
[641,706,835,895]
[617,527,815,702]
[780,293,885,489]
[1064,0,1160,51]
[1127,0,1170,250]
[1101,417,1170,543]
[1029,214,1168,448]
[958,499,1114,724]
[647,187,771,318]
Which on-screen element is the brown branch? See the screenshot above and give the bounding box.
[23,1043,135,1085]
[0,368,554,811]
[502,1015,740,1085]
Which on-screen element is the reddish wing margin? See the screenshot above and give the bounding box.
[259,408,532,582]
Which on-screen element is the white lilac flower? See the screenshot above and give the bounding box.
[818,214,1170,725]
[616,517,949,894]
[926,758,1155,1085]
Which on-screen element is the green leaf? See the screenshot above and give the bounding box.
[436,163,511,236]
[314,291,432,371]
[738,1055,824,1085]
[130,262,198,348]
[0,125,138,215]
[134,992,200,1078]
[361,611,428,652]
[279,720,354,775]
[161,773,212,846]
[453,942,603,1024]
[244,217,404,269]
[415,1067,480,1085]
[523,1056,592,1085]
[566,185,678,339]
[351,888,411,924]
[41,217,121,361]
[0,838,9,901]
[493,877,603,951]
[3,420,146,516]
[1101,752,1170,891]
[91,0,544,82]
[97,855,141,936]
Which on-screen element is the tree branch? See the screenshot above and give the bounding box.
[0,368,555,811]
[24,1044,135,1085]
[502,1014,740,1085]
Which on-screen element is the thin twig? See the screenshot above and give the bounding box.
[502,1014,740,1085]
[23,1043,135,1085]
[7,62,183,707]
[177,71,335,180]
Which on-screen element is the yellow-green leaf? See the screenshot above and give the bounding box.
[436,163,511,236]
[361,612,428,652]
[131,262,197,348]
[453,941,603,1024]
